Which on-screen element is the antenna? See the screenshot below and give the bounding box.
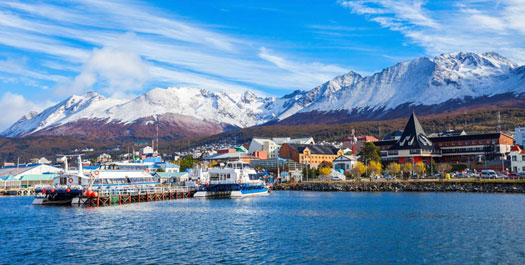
[497,111,501,132]
[464,111,467,129]
[156,121,159,156]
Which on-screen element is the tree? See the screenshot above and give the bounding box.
[386,162,401,176]
[179,155,195,172]
[414,162,426,176]
[156,167,165,172]
[359,142,381,163]
[368,160,382,177]
[401,163,413,175]
[351,161,366,180]
[437,163,452,174]
[319,167,332,176]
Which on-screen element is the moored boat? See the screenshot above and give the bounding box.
[194,160,270,198]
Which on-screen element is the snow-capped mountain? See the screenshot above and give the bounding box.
[2,52,524,138]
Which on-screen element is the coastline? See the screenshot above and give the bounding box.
[274,180,525,193]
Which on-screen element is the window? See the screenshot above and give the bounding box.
[522,155,525,161]
[512,156,517,161]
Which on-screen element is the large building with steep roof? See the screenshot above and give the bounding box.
[375,113,514,167]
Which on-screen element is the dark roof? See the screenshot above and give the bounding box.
[374,140,396,146]
[286,144,340,155]
[391,113,434,151]
[430,133,503,142]
[383,130,403,140]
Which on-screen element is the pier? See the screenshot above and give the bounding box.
[68,186,197,207]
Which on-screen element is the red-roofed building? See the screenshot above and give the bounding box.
[343,135,379,153]
[510,145,525,174]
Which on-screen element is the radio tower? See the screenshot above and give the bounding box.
[497,111,501,132]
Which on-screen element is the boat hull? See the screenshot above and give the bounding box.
[194,183,269,198]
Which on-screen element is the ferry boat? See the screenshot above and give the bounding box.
[33,156,159,205]
[194,160,270,198]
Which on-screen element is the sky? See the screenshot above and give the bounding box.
[0,0,524,130]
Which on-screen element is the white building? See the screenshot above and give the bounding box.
[140,146,154,156]
[0,164,62,179]
[515,127,525,147]
[248,137,316,159]
[248,138,281,158]
[510,145,525,173]
[332,155,358,173]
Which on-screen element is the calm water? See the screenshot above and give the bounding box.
[1,191,525,264]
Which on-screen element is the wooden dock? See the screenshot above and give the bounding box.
[71,186,197,207]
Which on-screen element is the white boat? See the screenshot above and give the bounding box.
[33,156,159,206]
[194,160,270,198]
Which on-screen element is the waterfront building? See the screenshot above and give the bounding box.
[332,155,358,172]
[516,127,525,147]
[510,145,525,173]
[0,164,63,189]
[375,113,514,166]
[279,143,343,168]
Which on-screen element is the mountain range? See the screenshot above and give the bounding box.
[2,52,524,139]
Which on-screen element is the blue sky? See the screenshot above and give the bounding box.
[0,0,524,130]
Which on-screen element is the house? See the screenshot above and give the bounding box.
[510,145,525,173]
[332,155,358,173]
[279,143,343,168]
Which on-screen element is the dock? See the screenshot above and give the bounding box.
[70,186,197,207]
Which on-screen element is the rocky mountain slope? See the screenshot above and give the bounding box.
[2,52,524,139]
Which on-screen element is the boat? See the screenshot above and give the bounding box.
[194,160,270,198]
[33,156,159,206]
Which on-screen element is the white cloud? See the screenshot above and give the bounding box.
[0,0,349,98]
[340,0,525,64]
[0,92,54,131]
[66,45,149,96]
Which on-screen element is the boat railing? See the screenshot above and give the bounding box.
[93,185,197,196]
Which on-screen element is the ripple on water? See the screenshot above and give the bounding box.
[1,192,525,264]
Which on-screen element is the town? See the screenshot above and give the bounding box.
[1,112,524,196]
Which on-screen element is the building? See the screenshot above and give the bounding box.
[375,113,514,166]
[332,155,358,172]
[248,137,315,159]
[516,127,525,147]
[279,143,343,168]
[248,139,281,158]
[342,135,378,153]
[510,145,525,173]
[140,146,154,156]
[0,164,63,189]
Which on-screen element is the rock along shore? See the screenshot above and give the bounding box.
[274,181,525,193]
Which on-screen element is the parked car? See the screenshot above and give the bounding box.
[518,172,525,179]
[480,169,498,179]
[507,173,518,179]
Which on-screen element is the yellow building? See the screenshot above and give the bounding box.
[279,143,344,168]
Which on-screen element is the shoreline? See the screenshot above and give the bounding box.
[274,180,525,193]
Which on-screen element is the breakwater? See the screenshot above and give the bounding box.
[275,181,525,193]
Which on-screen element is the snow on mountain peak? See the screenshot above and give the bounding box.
[1,51,523,138]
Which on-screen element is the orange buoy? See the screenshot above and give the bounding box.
[50,189,55,193]
[86,190,92,197]
[92,192,98,198]
[66,188,71,193]
[42,189,47,194]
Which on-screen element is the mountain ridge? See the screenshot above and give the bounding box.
[3,51,524,139]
